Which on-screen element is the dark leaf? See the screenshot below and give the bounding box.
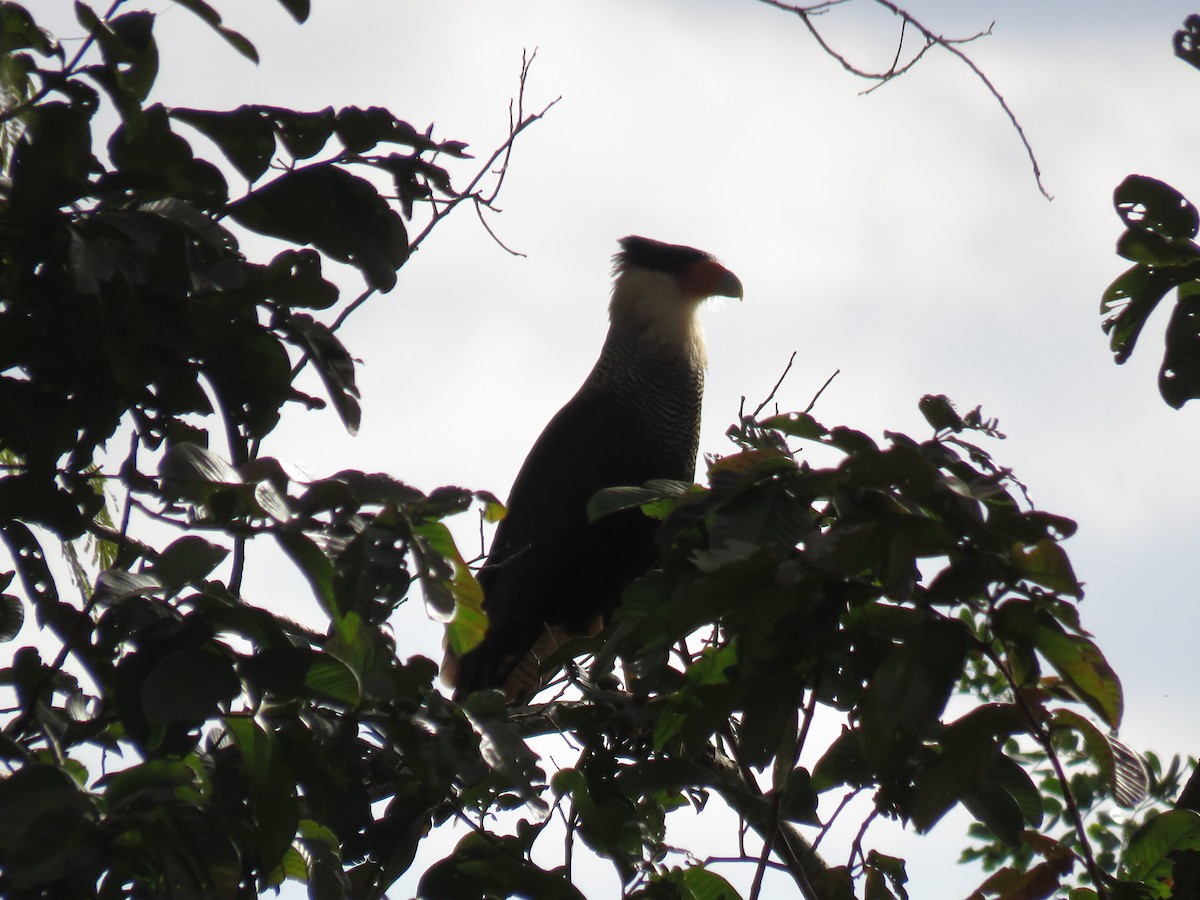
[0,590,24,641]
[1176,14,1200,70]
[918,394,964,432]
[858,617,970,775]
[759,410,827,440]
[588,480,693,522]
[1160,289,1200,408]
[171,106,276,182]
[460,691,547,810]
[266,248,339,309]
[865,852,908,900]
[274,0,310,24]
[0,764,98,890]
[910,705,1024,832]
[270,107,336,159]
[108,104,228,207]
[139,647,239,723]
[229,164,408,291]
[961,753,1039,848]
[152,536,229,590]
[334,106,426,153]
[169,0,258,62]
[283,314,360,434]
[8,102,97,220]
[1,3,63,59]
[1115,175,1199,240]
[1100,265,1179,364]
[653,866,744,900]
[419,832,585,900]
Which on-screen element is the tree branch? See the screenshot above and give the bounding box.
[756,0,1052,199]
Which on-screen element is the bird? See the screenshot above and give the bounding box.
[447,235,743,701]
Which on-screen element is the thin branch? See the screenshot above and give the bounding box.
[756,0,1052,199]
[986,642,1110,897]
[847,807,880,872]
[292,51,557,382]
[0,0,128,127]
[752,351,798,418]
[803,368,840,415]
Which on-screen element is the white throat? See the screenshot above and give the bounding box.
[608,269,707,365]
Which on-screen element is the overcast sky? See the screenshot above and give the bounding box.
[29,0,1200,895]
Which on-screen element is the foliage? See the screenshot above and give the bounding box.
[0,2,519,897]
[1100,16,1200,408]
[0,3,1192,900]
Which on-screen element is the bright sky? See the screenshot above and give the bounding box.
[28,0,1200,896]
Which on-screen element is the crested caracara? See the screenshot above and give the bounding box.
[449,235,742,701]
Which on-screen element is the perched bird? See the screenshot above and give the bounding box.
[449,236,742,701]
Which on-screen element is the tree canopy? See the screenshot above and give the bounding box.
[2,3,1200,900]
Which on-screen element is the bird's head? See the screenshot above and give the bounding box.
[608,235,742,355]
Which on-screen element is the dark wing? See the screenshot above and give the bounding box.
[453,388,690,699]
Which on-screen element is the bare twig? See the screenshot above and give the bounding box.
[848,807,880,871]
[318,52,557,348]
[804,368,840,414]
[287,52,557,389]
[757,0,1052,199]
[752,351,798,418]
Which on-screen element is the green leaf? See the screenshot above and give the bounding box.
[961,753,1039,848]
[995,601,1123,729]
[305,653,361,705]
[276,531,338,624]
[588,480,692,522]
[1120,809,1200,891]
[1100,265,1180,364]
[655,865,744,900]
[759,410,827,439]
[1051,708,1117,794]
[225,716,300,871]
[1,3,63,59]
[1009,539,1082,597]
[865,851,908,900]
